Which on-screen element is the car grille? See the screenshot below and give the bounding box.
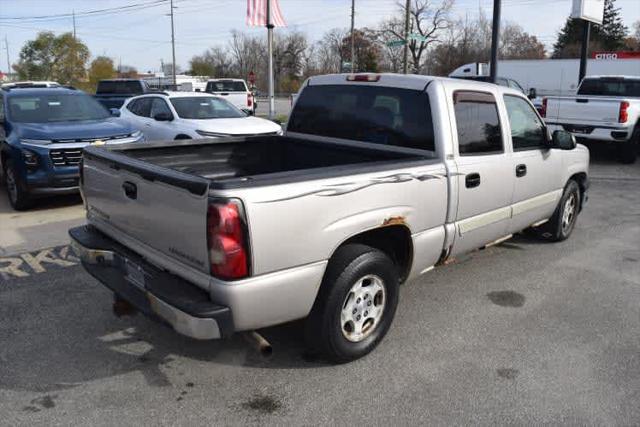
[50,149,83,166]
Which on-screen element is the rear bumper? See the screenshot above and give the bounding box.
[546,123,632,142]
[69,225,233,340]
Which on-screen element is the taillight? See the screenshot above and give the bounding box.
[619,101,629,123]
[207,200,249,280]
[540,98,547,118]
[247,94,252,107]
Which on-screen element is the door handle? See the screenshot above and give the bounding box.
[122,181,137,200]
[516,164,527,177]
[465,172,481,188]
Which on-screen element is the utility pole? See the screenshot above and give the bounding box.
[350,0,355,73]
[267,0,275,119]
[170,0,177,86]
[72,10,76,40]
[578,20,590,82]
[4,36,10,80]
[489,0,501,83]
[403,0,410,74]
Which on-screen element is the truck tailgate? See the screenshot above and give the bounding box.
[548,97,622,125]
[82,146,211,274]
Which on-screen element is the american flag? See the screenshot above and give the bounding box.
[246,0,286,27]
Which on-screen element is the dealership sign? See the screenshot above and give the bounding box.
[571,0,605,24]
[592,51,640,60]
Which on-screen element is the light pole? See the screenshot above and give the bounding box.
[170,0,177,86]
[489,0,501,83]
[403,0,410,74]
[350,0,355,73]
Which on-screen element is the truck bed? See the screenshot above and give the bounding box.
[106,135,430,189]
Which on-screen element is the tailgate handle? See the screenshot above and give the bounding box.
[576,98,588,103]
[122,181,137,200]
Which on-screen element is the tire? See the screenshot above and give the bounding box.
[535,180,581,242]
[4,159,32,211]
[617,128,638,164]
[304,244,400,363]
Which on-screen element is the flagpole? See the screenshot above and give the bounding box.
[267,0,275,120]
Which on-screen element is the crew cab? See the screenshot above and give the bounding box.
[543,76,640,163]
[204,79,255,114]
[0,86,144,210]
[94,79,156,110]
[70,74,589,362]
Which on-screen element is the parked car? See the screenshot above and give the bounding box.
[0,86,144,209]
[120,91,281,141]
[94,79,156,109]
[543,75,640,163]
[204,79,255,114]
[70,73,589,362]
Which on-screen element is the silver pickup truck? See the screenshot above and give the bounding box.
[70,73,589,362]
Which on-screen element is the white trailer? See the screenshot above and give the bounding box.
[449,58,640,96]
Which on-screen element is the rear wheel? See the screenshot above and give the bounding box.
[5,159,32,211]
[534,180,581,242]
[304,244,399,363]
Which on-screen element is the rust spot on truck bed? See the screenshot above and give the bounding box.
[382,216,406,227]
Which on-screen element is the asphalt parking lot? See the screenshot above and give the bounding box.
[1,143,639,425]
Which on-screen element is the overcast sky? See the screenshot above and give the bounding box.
[1,0,639,74]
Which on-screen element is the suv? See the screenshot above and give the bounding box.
[204,79,255,114]
[0,86,144,209]
[120,91,281,141]
[94,79,155,109]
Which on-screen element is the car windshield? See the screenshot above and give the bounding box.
[206,81,247,92]
[578,79,640,97]
[8,93,110,123]
[170,96,246,119]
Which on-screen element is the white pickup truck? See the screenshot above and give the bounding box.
[543,75,640,163]
[204,78,255,115]
[70,74,589,362]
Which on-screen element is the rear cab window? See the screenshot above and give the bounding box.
[97,80,145,95]
[287,84,435,152]
[206,81,248,93]
[452,91,503,156]
[577,78,640,97]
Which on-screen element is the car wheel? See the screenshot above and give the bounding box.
[5,159,32,210]
[617,128,638,164]
[535,180,581,242]
[304,243,399,363]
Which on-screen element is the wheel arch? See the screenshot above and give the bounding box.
[568,172,588,211]
[329,225,414,283]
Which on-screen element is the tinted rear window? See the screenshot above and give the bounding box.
[96,81,145,94]
[578,79,640,97]
[206,81,247,92]
[287,84,435,151]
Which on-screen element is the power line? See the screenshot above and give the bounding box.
[0,0,169,22]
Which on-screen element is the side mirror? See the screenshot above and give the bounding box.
[109,108,121,117]
[241,108,253,116]
[550,130,576,150]
[528,88,537,100]
[153,112,173,121]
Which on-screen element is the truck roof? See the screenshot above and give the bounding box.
[583,75,640,80]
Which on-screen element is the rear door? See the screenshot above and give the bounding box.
[448,89,514,256]
[503,94,563,233]
[147,97,178,141]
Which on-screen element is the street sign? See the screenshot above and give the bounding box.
[386,40,406,47]
[571,0,604,24]
[408,33,429,42]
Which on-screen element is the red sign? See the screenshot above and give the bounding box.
[248,71,256,85]
[591,51,640,60]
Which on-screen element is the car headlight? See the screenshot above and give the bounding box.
[196,130,229,137]
[22,149,39,168]
[20,138,52,146]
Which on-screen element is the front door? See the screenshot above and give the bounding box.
[503,95,563,233]
[450,90,515,256]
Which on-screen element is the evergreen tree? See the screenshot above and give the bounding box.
[552,0,628,58]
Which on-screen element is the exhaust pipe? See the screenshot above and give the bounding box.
[243,331,273,358]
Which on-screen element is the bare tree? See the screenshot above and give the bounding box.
[380,0,453,73]
[315,28,347,74]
